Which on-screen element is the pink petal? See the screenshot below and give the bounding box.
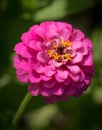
[46,24,58,39]
[73,82,85,89]
[40,87,52,97]
[16,68,29,82]
[49,60,62,67]
[77,47,88,56]
[72,41,83,50]
[20,61,30,71]
[69,72,80,82]
[29,71,41,83]
[84,75,91,86]
[14,55,30,71]
[46,41,53,49]
[67,65,80,74]
[44,78,56,88]
[81,66,94,74]
[82,52,93,66]
[65,87,76,96]
[13,55,21,69]
[26,46,37,57]
[83,38,93,48]
[40,75,51,81]
[71,52,83,64]
[70,29,84,42]
[34,62,45,73]
[29,25,44,41]
[34,26,45,40]
[80,71,85,82]
[51,84,64,96]
[56,22,66,32]
[14,43,31,58]
[37,51,49,63]
[69,70,85,82]
[44,66,55,77]
[64,77,71,85]
[55,69,68,82]
[28,40,43,50]
[28,83,40,96]
[56,22,72,34]
[60,28,71,40]
[21,32,31,42]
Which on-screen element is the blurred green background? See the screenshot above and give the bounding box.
[0,0,102,130]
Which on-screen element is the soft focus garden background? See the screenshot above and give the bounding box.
[0,0,102,130]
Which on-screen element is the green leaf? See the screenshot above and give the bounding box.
[34,0,67,21]
[34,0,94,21]
[21,0,37,10]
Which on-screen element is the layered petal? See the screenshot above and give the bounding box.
[37,51,49,63]
[82,51,93,66]
[70,29,85,42]
[40,87,52,97]
[29,70,41,83]
[46,23,58,39]
[14,43,32,58]
[71,52,83,64]
[44,78,56,88]
[51,84,64,96]
[55,69,68,82]
[65,86,76,96]
[28,40,43,51]
[44,66,56,77]
[16,68,29,82]
[28,83,40,96]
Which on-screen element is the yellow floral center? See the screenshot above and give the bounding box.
[47,38,73,64]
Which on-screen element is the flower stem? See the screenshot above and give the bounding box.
[12,93,32,126]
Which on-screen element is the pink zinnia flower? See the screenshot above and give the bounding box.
[13,21,94,103]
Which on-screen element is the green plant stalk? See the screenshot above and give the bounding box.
[12,93,32,126]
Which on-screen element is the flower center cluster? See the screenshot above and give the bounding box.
[47,38,74,64]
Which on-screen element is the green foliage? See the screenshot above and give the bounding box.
[0,0,102,130]
[21,0,94,21]
[91,21,102,62]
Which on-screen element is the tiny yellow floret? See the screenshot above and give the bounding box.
[64,53,72,61]
[48,50,54,57]
[66,40,72,46]
[60,40,72,47]
[53,53,61,60]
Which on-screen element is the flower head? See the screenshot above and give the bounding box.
[13,21,94,103]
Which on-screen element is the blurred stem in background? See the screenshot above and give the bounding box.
[12,93,32,126]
